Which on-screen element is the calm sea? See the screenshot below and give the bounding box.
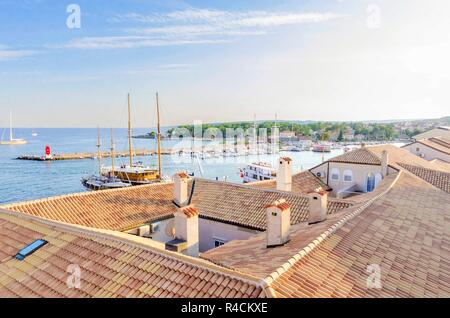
[0,128,344,205]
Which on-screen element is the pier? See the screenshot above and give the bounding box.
[17,149,174,161]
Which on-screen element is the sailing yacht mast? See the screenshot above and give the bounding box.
[110,128,115,177]
[9,110,13,141]
[156,93,162,179]
[97,126,102,175]
[127,93,133,167]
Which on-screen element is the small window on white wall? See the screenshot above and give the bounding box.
[331,168,340,181]
[343,170,353,182]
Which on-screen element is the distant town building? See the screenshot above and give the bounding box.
[414,126,450,140]
[402,137,450,163]
[342,128,355,141]
[279,131,297,141]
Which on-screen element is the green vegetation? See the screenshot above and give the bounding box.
[167,120,408,142]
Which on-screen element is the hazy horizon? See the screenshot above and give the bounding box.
[2,115,448,129]
[2,0,450,127]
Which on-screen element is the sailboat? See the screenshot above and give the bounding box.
[0,111,27,145]
[99,93,167,185]
[81,127,132,190]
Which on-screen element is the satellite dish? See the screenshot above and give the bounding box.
[165,219,175,238]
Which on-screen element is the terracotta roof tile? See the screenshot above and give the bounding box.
[1,183,176,232]
[2,176,347,232]
[267,172,450,298]
[250,170,331,193]
[329,148,382,165]
[191,179,350,231]
[397,163,450,193]
[0,209,264,298]
[416,137,450,156]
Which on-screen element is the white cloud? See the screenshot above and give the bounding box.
[113,9,341,26]
[157,63,193,69]
[60,36,229,50]
[95,8,341,50]
[0,47,35,61]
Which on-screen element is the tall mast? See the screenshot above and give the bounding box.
[97,126,102,175]
[110,128,115,177]
[156,92,162,178]
[127,93,133,167]
[253,113,257,150]
[9,110,13,141]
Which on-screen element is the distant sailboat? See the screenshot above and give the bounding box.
[0,111,27,145]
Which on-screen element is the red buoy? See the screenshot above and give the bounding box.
[45,145,51,156]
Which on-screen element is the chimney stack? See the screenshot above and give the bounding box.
[381,150,389,177]
[167,205,199,257]
[173,172,190,206]
[308,187,328,224]
[266,199,291,247]
[277,157,292,192]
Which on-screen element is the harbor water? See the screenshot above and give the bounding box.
[0,128,345,204]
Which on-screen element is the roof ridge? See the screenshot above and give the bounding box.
[0,207,264,288]
[0,181,174,209]
[262,171,403,292]
[194,177,346,203]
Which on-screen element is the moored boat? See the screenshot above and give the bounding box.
[100,93,165,185]
[312,143,331,152]
[240,162,277,183]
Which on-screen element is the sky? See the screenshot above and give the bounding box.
[0,0,450,128]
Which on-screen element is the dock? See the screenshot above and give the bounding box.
[17,149,174,161]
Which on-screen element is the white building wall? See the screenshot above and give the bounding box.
[147,217,259,253]
[198,219,259,252]
[310,162,392,195]
[403,142,450,163]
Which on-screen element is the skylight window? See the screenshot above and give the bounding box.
[15,239,48,261]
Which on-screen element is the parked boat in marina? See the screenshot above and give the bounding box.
[82,127,132,190]
[82,93,169,190]
[312,143,332,153]
[240,162,277,183]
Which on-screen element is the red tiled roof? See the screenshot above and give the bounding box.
[328,148,382,165]
[203,171,450,298]
[398,163,450,193]
[1,183,176,232]
[191,179,351,231]
[0,209,266,298]
[2,178,349,233]
[416,137,450,156]
[268,172,450,298]
[250,170,331,193]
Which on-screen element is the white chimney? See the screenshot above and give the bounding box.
[381,150,389,177]
[276,157,292,192]
[172,205,199,257]
[173,172,190,206]
[266,199,291,247]
[308,188,328,224]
